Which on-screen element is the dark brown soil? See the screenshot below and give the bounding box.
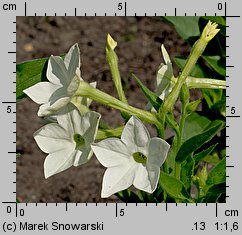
[16,16,190,202]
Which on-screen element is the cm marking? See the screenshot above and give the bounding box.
[225,209,239,217]
[2,3,16,11]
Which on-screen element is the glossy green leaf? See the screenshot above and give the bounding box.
[202,16,226,26]
[159,171,192,201]
[16,57,49,101]
[176,120,224,163]
[194,143,218,165]
[202,89,222,108]
[186,99,201,114]
[182,112,211,143]
[206,157,226,185]
[199,183,225,203]
[203,55,226,76]
[162,17,200,41]
[132,74,162,111]
[174,57,205,78]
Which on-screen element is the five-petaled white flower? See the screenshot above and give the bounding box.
[34,105,101,178]
[91,116,170,198]
[24,43,95,117]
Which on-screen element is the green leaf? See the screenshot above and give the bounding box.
[194,143,218,165]
[159,171,192,201]
[176,120,224,163]
[162,16,200,41]
[202,89,222,108]
[199,183,225,203]
[174,57,205,78]
[206,157,226,186]
[165,136,177,176]
[182,112,211,143]
[137,191,158,203]
[166,111,180,136]
[180,155,195,191]
[132,74,162,111]
[115,189,142,203]
[203,55,226,76]
[202,16,226,26]
[186,99,201,114]
[203,154,220,165]
[198,165,208,190]
[16,57,49,101]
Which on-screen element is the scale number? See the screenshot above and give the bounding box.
[118,3,123,11]
[6,206,25,217]
[218,2,223,10]
[192,222,206,231]
[230,107,236,115]
[7,105,12,113]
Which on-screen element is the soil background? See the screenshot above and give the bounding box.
[16,16,190,203]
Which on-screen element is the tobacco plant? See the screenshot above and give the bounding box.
[17,19,226,203]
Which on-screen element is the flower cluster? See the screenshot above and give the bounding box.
[24,42,170,198]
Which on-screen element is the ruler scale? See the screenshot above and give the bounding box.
[0,0,241,234]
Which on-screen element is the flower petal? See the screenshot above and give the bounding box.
[148,137,170,167]
[133,164,151,193]
[34,123,73,153]
[44,146,76,178]
[79,111,101,144]
[73,146,93,166]
[64,43,80,79]
[134,164,160,193]
[121,116,150,154]
[23,82,59,104]
[56,105,76,134]
[161,44,171,64]
[38,97,70,117]
[92,138,131,167]
[101,163,136,198]
[67,73,80,96]
[47,55,69,86]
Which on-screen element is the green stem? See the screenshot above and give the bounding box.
[75,81,162,129]
[96,126,124,140]
[175,85,189,181]
[172,76,226,89]
[159,21,220,119]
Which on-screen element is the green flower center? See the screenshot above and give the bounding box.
[73,134,85,148]
[132,152,147,164]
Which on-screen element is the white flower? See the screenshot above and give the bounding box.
[155,44,174,100]
[91,116,170,198]
[24,43,95,117]
[34,105,101,178]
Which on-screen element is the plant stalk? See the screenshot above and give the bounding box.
[75,81,162,129]
[159,21,220,119]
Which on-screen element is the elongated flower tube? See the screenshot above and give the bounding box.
[75,81,162,129]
